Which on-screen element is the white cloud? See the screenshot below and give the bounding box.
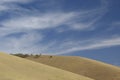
[2,12,76,30]
[112,21,120,27]
[0,0,32,3]
[0,0,33,11]
[57,37,120,54]
[67,0,108,30]
[0,0,109,32]
[1,33,120,54]
[0,0,114,54]
[0,5,8,11]
[0,31,43,53]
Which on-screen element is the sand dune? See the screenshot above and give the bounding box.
[26,55,120,80]
[0,52,93,80]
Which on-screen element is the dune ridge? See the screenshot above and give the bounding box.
[0,52,93,80]
[26,55,120,80]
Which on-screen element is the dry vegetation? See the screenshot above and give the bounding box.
[0,52,93,80]
[25,55,120,80]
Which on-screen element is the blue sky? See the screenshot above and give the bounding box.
[0,0,120,65]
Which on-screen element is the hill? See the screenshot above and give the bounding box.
[62,51,120,66]
[0,52,93,80]
[26,55,120,80]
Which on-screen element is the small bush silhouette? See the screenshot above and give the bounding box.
[11,53,42,58]
[49,56,53,58]
[12,53,29,58]
[34,54,39,58]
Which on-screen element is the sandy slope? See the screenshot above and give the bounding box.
[0,52,93,80]
[26,55,120,80]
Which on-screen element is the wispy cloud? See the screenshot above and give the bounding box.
[0,0,32,3]
[0,0,33,11]
[56,37,120,54]
[0,31,43,53]
[0,0,117,54]
[1,35,120,54]
[67,0,109,30]
[1,12,76,30]
[1,0,109,31]
[112,21,120,27]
